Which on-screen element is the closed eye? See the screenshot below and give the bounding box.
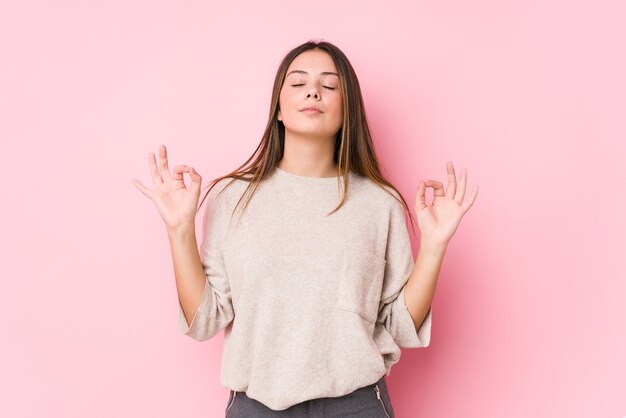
[291,84,336,90]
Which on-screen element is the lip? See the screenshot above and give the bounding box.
[300,106,322,113]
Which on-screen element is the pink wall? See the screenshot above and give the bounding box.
[2,1,624,417]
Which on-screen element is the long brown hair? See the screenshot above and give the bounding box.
[198,39,417,236]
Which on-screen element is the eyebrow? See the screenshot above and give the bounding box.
[286,70,339,77]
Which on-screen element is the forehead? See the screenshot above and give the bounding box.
[286,50,338,76]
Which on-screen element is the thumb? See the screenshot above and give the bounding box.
[188,166,201,179]
[188,167,202,188]
[415,181,427,211]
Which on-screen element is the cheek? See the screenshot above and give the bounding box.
[278,87,290,105]
[334,94,343,109]
[331,96,343,120]
[278,91,285,109]
[280,92,296,113]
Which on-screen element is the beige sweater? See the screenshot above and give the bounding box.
[178,166,432,411]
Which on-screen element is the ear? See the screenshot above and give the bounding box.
[277,109,282,121]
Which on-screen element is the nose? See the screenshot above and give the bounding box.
[306,89,319,99]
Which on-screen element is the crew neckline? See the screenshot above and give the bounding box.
[274,166,347,185]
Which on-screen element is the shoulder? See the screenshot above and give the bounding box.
[202,175,252,215]
[352,174,407,214]
[209,175,251,198]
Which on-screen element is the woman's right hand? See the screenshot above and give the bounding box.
[131,145,202,233]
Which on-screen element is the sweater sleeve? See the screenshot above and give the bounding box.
[178,181,235,341]
[375,197,432,348]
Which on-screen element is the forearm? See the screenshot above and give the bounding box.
[167,222,206,327]
[403,238,447,331]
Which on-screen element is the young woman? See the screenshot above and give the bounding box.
[132,40,478,417]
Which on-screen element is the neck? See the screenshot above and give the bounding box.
[278,131,338,178]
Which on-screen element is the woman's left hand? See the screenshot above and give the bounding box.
[415,161,479,245]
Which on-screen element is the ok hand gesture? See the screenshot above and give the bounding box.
[131,145,202,232]
[415,161,479,245]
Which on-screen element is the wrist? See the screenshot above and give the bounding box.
[167,221,196,240]
[419,236,449,253]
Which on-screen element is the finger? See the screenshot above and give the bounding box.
[160,145,171,181]
[188,166,202,182]
[415,180,427,210]
[462,185,479,212]
[172,165,189,183]
[131,178,154,200]
[455,168,467,205]
[425,180,445,197]
[445,161,457,199]
[148,152,163,185]
[188,167,203,193]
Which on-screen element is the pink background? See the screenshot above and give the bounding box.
[2,1,624,417]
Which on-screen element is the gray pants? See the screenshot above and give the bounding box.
[224,375,394,417]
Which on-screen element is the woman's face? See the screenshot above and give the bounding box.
[277,49,343,140]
